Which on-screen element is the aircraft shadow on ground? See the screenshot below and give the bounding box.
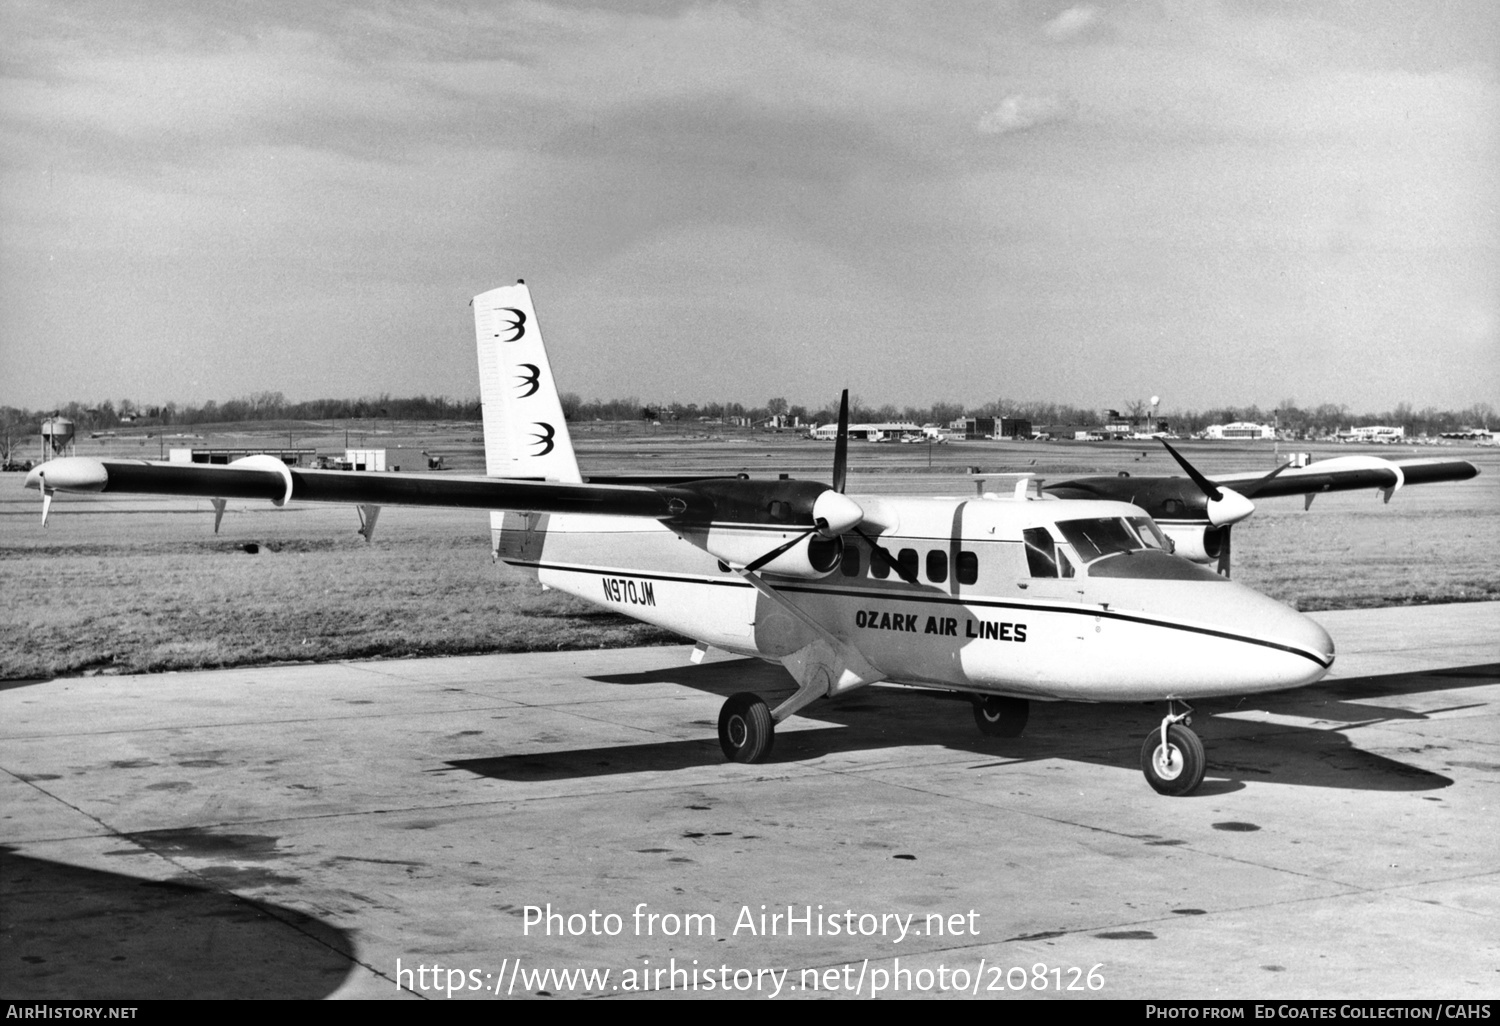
[0,846,356,1000]
[450,660,1497,794]
[0,677,58,693]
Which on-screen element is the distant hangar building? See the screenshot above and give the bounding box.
[1201,422,1275,440]
[169,447,317,465]
[168,447,389,470]
[954,416,1033,440]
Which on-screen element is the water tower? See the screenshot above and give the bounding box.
[41,417,75,459]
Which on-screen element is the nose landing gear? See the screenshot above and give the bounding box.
[1141,700,1205,796]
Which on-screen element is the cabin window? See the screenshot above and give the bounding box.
[897,548,919,580]
[840,545,861,577]
[926,550,948,583]
[1023,528,1059,578]
[956,550,978,585]
[869,545,890,579]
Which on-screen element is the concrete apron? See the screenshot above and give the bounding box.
[2,602,1497,1000]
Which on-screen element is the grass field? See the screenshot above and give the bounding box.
[2,429,1495,681]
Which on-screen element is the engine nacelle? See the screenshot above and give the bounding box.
[699,527,845,579]
[1157,523,1225,565]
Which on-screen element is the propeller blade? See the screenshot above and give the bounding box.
[744,526,818,573]
[1158,439,1222,501]
[855,526,918,584]
[832,389,849,494]
[1216,526,1232,578]
[1236,460,1292,500]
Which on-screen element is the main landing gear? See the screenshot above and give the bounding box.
[972,695,1030,738]
[719,692,775,763]
[1141,700,1205,796]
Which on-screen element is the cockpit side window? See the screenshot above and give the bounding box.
[1022,527,1059,578]
[1128,516,1171,552]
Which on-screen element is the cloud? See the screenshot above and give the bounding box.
[975,94,1076,136]
[1043,5,1102,42]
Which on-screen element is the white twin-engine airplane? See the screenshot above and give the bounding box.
[26,282,1479,796]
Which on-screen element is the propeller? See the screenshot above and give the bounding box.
[737,389,876,576]
[1158,439,1288,527]
[1159,440,1292,578]
[821,388,918,582]
[741,488,864,573]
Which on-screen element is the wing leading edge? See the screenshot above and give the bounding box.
[25,457,703,520]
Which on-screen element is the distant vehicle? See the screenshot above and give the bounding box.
[2,459,35,473]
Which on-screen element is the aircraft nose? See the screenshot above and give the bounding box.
[1257,598,1335,685]
[1290,610,1335,673]
[24,465,42,491]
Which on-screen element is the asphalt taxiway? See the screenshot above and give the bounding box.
[3,602,1497,1000]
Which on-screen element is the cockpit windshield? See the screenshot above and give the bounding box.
[1055,517,1148,564]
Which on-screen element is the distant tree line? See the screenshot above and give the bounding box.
[0,393,482,433]
[2,394,1494,439]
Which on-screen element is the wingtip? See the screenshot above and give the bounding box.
[25,458,109,493]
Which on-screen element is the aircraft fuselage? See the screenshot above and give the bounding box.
[494,493,1334,704]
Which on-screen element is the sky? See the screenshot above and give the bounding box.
[1,0,1496,416]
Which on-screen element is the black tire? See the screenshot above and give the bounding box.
[1141,724,1206,796]
[718,692,775,763]
[973,696,1029,738]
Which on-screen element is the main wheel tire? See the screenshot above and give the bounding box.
[1141,724,1206,796]
[973,696,1030,738]
[718,692,775,763]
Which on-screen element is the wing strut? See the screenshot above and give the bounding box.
[729,565,883,723]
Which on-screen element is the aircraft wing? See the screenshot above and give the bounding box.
[24,456,704,520]
[1045,454,1478,518]
[1202,455,1479,499]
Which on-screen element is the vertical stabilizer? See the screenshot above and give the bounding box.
[473,281,582,483]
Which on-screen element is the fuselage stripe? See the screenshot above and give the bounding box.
[505,559,1333,669]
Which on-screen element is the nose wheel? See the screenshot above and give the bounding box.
[1141,701,1205,796]
[719,692,774,763]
